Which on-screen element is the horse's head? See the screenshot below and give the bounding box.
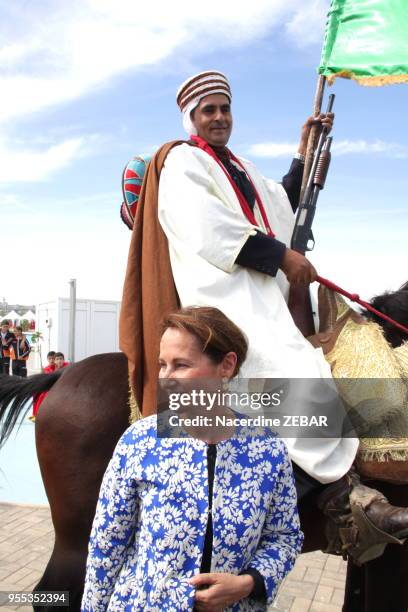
[365,283,408,348]
[309,282,408,353]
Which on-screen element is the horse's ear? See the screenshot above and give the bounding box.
[317,284,351,332]
[318,285,338,332]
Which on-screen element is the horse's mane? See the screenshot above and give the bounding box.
[363,282,408,348]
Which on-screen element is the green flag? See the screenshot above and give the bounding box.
[319,0,408,86]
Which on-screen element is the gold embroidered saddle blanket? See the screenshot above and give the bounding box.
[309,286,408,482]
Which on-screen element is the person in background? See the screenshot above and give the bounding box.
[54,352,69,370]
[44,351,56,373]
[0,320,15,375]
[10,326,30,377]
[30,351,59,421]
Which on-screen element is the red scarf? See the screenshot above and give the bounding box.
[190,135,274,236]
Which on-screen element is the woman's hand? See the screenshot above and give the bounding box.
[190,572,254,611]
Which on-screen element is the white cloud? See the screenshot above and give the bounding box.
[0,138,85,182]
[0,0,324,123]
[0,130,109,183]
[332,140,408,157]
[247,139,408,158]
[285,0,328,47]
[247,142,299,158]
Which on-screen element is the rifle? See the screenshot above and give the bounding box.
[287,93,334,337]
[291,93,334,253]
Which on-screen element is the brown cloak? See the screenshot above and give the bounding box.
[119,141,185,417]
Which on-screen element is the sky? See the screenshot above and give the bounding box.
[0,0,406,308]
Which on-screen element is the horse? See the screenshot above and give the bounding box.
[0,285,407,612]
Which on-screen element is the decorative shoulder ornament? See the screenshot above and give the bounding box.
[120,155,151,230]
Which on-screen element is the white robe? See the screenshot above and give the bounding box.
[158,143,358,483]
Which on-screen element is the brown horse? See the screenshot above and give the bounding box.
[0,288,407,612]
[0,355,129,611]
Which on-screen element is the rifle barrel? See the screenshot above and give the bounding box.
[301,94,335,205]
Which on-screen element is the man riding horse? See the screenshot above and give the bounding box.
[120,70,408,564]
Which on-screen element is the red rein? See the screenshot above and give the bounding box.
[317,275,408,336]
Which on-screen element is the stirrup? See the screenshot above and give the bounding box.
[344,501,404,565]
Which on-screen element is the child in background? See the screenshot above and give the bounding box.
[54,352,69,370]
[44,351,56,373]
[29,351,58,421]
[10,326,30,377]
[0,320,15,375]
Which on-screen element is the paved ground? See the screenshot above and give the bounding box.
[0,504,54,611]
[0,502,347,611]
[271,552,347,612]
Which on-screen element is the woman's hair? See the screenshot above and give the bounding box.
[162,306,248,376]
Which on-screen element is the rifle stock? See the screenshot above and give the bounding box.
[288,93,335,337]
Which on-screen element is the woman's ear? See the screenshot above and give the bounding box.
[220,352,238,379]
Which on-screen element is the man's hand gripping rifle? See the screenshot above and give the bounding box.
[291,94,335,254]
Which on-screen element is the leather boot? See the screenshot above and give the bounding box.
[365,496,408,539]
[317,471,408,564]
[317,474,355,558]
[348,483,408,564]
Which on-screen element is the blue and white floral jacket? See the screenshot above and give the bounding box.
[81,416,303,611]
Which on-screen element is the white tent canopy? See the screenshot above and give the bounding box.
[21,310,36,320]
[3,310,20,321]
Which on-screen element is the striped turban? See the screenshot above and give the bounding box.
[176,71,232,135]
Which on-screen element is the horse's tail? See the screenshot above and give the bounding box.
[0,371,64,447]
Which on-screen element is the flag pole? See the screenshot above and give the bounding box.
[300,74,326,203]
[288,74,326,339]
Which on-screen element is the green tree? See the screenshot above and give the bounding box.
[20,319,29,332]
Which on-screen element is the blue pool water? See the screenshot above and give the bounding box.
[0,405,48,505]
